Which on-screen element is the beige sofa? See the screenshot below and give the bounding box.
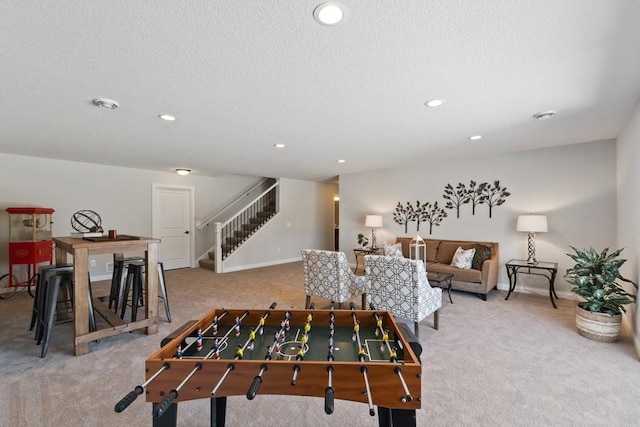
[395,237,499,300]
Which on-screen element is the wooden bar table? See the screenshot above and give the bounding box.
[53,236,160,356]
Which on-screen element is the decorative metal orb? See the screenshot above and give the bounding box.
[71,210,103,233]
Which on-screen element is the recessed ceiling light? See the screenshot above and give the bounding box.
[159,114,176,121]
[469,135,482,140]
[93,98,119,109]
[175,168,191,176]
[313,2,346,26]
[532,110,556,120]
[424,99,445,107]
[274,143,286,148]
[337,159,346,163]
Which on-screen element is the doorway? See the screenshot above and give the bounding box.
[151,184,194,269]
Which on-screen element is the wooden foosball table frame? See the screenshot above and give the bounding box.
[116,304,423,427]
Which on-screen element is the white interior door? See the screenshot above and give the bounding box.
[152,184,194,270]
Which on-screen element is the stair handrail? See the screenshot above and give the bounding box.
[198,178,274,230]
[219,180,279,229]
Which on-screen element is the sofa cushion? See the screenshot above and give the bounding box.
[426,241,440,262]
[451,246,475,269]
[472,244,493,271]
[427,263,482,283]
[382,242,403,257]
[436,241,475,264]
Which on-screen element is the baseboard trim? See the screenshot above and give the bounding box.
[221,257,301,273]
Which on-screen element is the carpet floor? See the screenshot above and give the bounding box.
[0,262,638,427]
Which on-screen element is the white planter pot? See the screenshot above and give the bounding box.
[575,306,621,342]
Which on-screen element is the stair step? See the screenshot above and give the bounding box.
[198,258,216,271]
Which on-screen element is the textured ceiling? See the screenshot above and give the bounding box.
[2,1,640,182]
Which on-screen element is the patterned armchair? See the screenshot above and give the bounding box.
[364,255,442,338]
[301,249,368,309]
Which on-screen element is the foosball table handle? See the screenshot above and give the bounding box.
[324,387,335,414]
[153,389,178,418]
[246,376,262,400]
[114,386,143,413]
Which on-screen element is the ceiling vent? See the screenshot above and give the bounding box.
[93,98,119,109]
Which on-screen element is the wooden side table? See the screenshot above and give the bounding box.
[353,248,382,273]
[505,259,559,308]
[427,272,454,303]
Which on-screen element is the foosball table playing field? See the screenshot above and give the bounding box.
[115,302,423,427]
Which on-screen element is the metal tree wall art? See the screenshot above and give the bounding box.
[443,183,471,218]
[414,201,429,231]
[479,180,511,218]
[393,201,416,233]
[423,201,448,235]
[466,180,488,215]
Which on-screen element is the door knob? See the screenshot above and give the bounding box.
[184,231,189,234]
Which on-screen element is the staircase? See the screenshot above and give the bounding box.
[198,179,279,272]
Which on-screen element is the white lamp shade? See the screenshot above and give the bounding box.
[516,215,548,233]
[365,215,383,228]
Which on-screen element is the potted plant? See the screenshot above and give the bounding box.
[565,246,638,342]
[357,233,369,249]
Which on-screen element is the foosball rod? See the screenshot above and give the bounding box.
[114,362,170,413]
[350,302,363,350]
[211,363,235,396]
[360,366,375,417]
[394,366,413,403]
[237,302,278,355]
[291,364,300,385]
[153,363,202,418]
[373,311,393,353]
[324,365,335,415]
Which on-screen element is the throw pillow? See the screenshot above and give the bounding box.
[472,244,493,270]
[383,242,404,257]
[450,246,476,270]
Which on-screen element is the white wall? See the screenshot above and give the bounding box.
[0,153,259,278]
[222,178,338,271]
[616,99,640,354]
[339,140,617,297]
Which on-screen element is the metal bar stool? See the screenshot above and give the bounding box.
[108,255,144,314]
[119,261,171,323]
[30,264,72,336]
[36,270,97,357]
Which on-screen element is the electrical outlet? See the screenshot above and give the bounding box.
[90,259,96,267]
[106,262,114,273]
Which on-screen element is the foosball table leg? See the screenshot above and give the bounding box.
[210,396,227,427]
[152,402,178,427]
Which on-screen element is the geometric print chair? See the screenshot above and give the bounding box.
[364,255,442,338]
[301,249,369,310]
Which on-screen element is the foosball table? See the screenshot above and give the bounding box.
[115,303,423,427]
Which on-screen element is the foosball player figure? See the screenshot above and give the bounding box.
[307,311,313,322]
[375,317,383,336]
[274,340,281,354]
[296,345,305,360]
[380,328,389,351]
[352,320,360,342]
[301,332,309,346]
[234,316,241,337]
[285,317,291,332]
[265,345,274,360]
[175,344,183,359]
[248,327,256,351]
[212,315,219,335]
[327,344,334,361]
[358,345,367,362]
[235,345,244,359]
[214,349,221,360]
[196,328,203,352]
[279,329,286,342]
[304,320,311,334]
[389,346,398,363]
[258,315,266,335]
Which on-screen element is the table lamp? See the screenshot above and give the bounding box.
[516,214,548,264]
[365,215,383,249]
